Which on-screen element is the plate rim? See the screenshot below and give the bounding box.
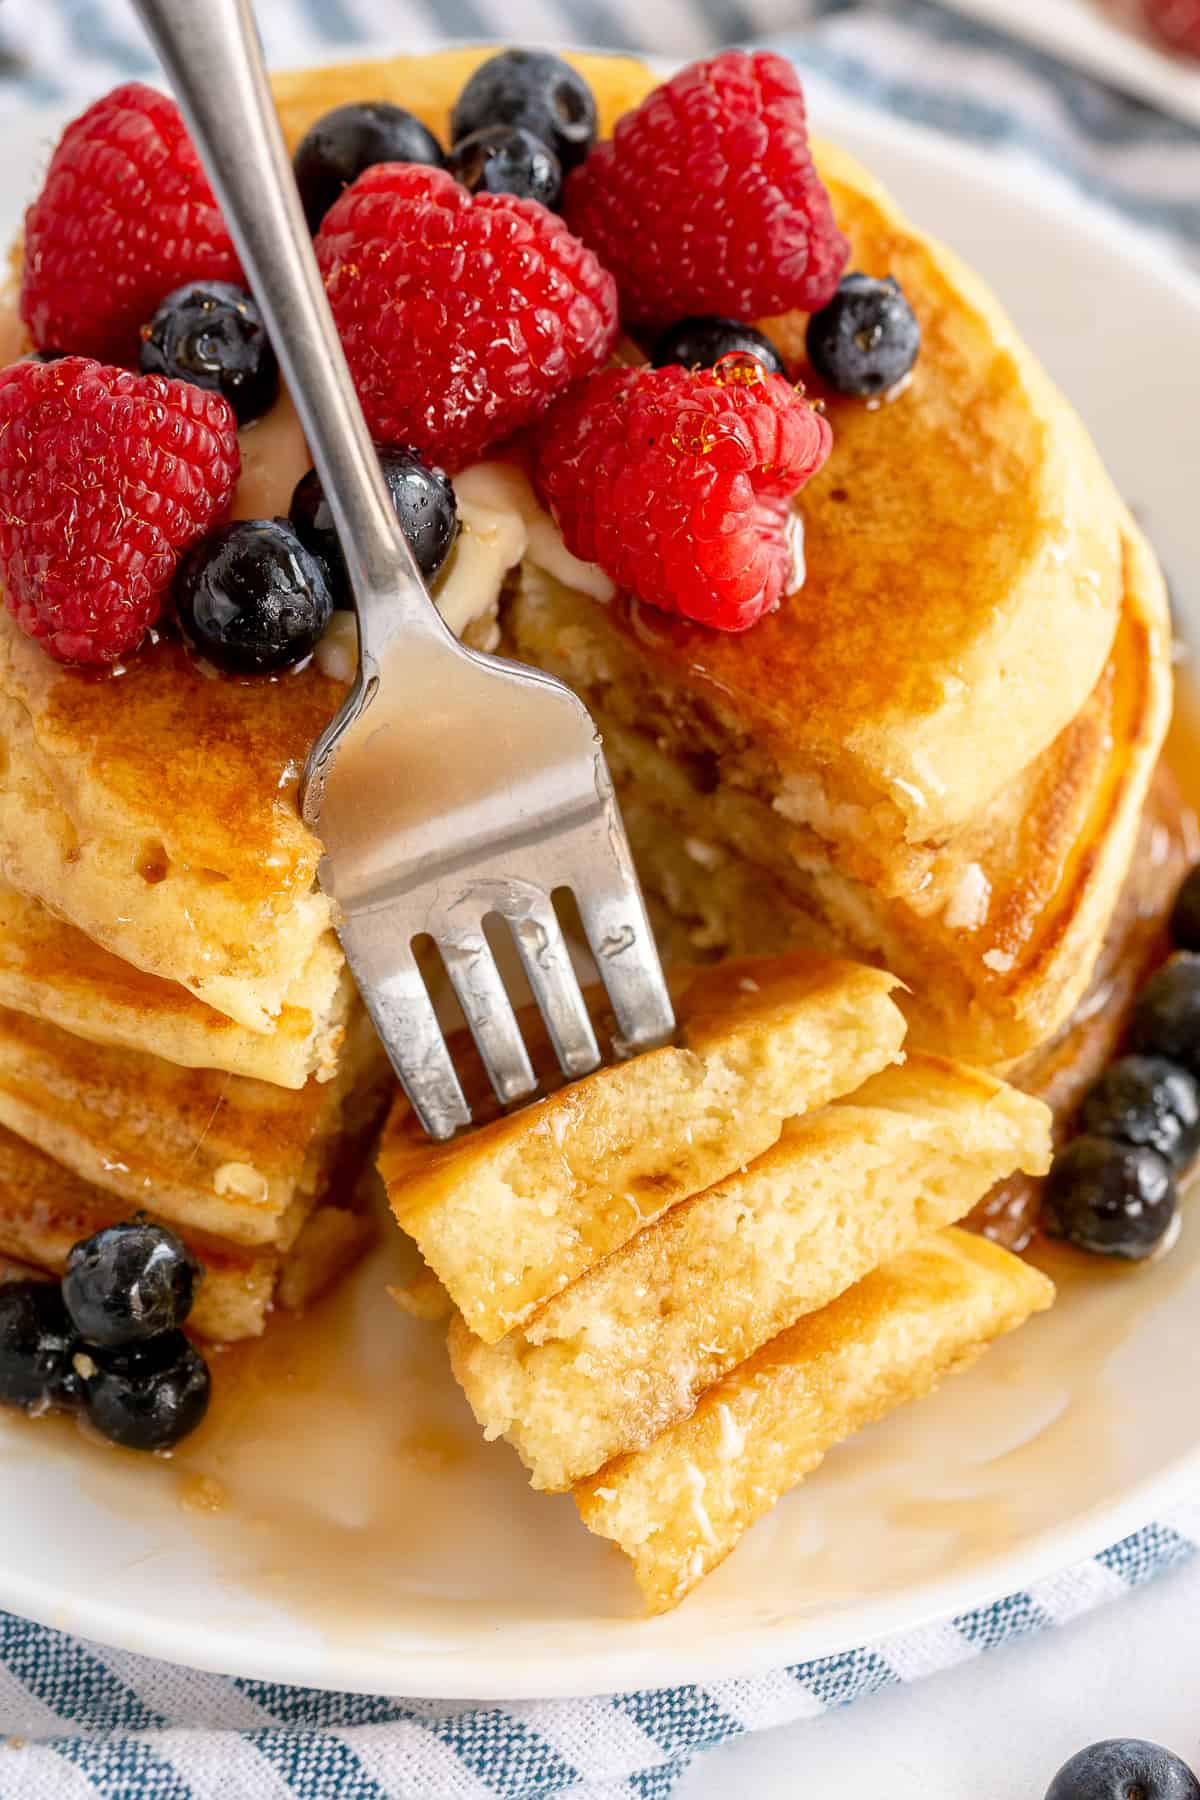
[0,74,1199,1700]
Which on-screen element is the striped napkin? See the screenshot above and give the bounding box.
[0,3,1198,1796]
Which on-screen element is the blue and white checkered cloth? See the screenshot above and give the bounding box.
[0,2,1197,1794]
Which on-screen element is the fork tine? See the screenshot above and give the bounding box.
[438,926,539,1108]
[369,953,472,1141]
[505,897,602,1081]
[574,876,676,1055]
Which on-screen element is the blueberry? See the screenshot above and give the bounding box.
[1131,954,1200,1079]
[81,1330,210,1452]
[451,50,596,175]
[1170,863,1200,952]
[176,519,333,675]
[1045,1738,1200,1800]
[63,1218,200,1348]
[650,316,786,377]
[1043,1135,1176,1260]
[0,1280,81,1413]
[293,102,444,233]
[140,281,278,427]
[447,124,562,208]
[1079,1055,1200,1171]
[23,349,66,364]
[806,272,921,397]
[289,449,458,604]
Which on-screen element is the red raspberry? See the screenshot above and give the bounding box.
[564,51,848,331]
[21,83,243,365]
[531,356,832,632]
[0,357,240,664]
[1140,0,1200,54]
[315,163,618,472]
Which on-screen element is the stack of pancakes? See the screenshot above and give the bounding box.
[270,49,1183,1094]
[0,617,388,1340]
[272,50,1190,1249]
[380,955,1054,1613]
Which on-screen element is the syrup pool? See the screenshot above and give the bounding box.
[1,681,1194,1655]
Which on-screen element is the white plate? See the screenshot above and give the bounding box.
[1,83,1200,1702]
[936,0,1200,128]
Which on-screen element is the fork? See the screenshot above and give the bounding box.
[134,0,675,1139]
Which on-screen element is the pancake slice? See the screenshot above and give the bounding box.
[0,880,353,1088]
[575,1228,1055,1613]
[0,615,344,1036]
[0,1124,372,1341]
[449,1056,1051,1490]
[380,953,907,1343]
[0,1003,389,1246]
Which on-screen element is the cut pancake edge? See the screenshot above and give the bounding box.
[574,1227,1055,1614]
[446,1050,1051,1491]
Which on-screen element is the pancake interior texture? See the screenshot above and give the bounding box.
[380,953,906,1341]
[575,1228,1055,1613]
[519,522,1170,1066]
[449,1055,1050,1489]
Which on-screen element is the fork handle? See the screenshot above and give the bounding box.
[131,0,445,665]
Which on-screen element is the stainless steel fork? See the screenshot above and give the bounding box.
[135,0,674,1138]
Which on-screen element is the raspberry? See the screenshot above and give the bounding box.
[21,83,243,365]
[315,163,618,472]
[531,356,832,632]
[1140,0,1200,54]
[0,357,240,664]
[564,51,848,331]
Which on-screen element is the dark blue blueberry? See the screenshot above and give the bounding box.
[293,101,445,233]
[175,518,333,675]
[1079,1055,1200,1171]
[451,50,596,174]
[289,449,457,604]
[81,1330,210,1452]
[23,349,67,364]
[1045,1738,1200,1800]
[1169,863,1200,953]
[650,316,785,377]
[140,281,278,426]
[447,125,561,208]
[0,1280,81,1413]
[806,272,921,397]
[1130,954,1200,1080]
[64,1218,200,1348]
[1043,1135,1176,1260]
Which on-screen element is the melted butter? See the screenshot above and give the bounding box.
[227,391,613,674]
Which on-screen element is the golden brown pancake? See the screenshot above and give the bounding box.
[381,953,905,1341]
[0,878,354,1087]
[530,520,1170,1065]
[970,759,1198,1248]
[449,1053,1050,1490]
[0,615,344,1035]
[575,1228,1054,1614]
[0,1124,372,1342]
[0,1002,388,1246]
